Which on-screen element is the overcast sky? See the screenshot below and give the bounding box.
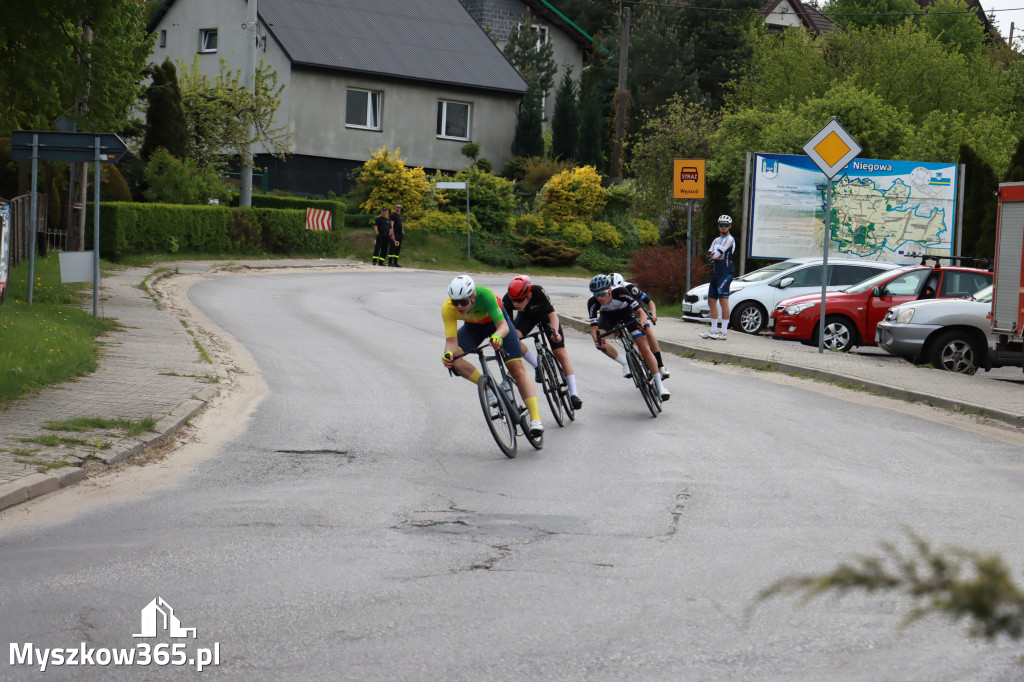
[980,0,1024,45]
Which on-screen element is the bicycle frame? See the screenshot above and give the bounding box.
[597,320,661,417]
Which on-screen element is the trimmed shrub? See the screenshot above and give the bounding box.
[603,180,638,215]
[345,212,375,229]
[100,164,133,202]
[591,221,622,248]
[518,236,579,267]
[560,221,593,247]
[577,245,625,273]
[514,213,547,236]
[635,218,660,245]
[473,240,530,269]
[410,209,481,235]
[86,202,341,259]
[142,149,232,205]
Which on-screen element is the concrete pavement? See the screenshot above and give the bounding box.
[2,261,1022,513]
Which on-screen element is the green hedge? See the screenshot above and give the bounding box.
[86,202,343,259]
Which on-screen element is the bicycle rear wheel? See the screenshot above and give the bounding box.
[550,354,575,421]
[478,376,516,458]
[539,353,566,427]
[626,347,658,418]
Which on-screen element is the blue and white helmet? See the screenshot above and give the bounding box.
[589,274,613,293]
[448,275,476,300]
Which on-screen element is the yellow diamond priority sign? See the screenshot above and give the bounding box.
[802,118,861,179]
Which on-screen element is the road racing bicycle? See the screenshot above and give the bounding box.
[597,321,663,418]
[522,322,575,427]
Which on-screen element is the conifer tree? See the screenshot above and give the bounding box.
[551,68,579,162]
[511,86,545,158]
[958,143,999,259]
[141,59,187,161]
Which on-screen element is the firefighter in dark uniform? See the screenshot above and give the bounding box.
[372,207,390,266]
[388,204,404,267]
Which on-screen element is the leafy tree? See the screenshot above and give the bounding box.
[141,59,187,162]
[627,96,722,221]
[0,0,154,133]
[551,68,579,162]
[757,529,1024,645]
[820,0,922,30]
[511,86,545,158]
[176,57,291,170]
[355,147,429,220]
[142,148,232,205]
[920,0,988,55]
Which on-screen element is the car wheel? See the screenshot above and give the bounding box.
[928,329,983,374]
[732,301,766,334]
[821,315,856,352]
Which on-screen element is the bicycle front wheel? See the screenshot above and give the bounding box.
[478,376,517,458]
[627,347,658,418]
[539,353,566,427]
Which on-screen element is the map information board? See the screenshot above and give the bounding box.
[750,153,957,263]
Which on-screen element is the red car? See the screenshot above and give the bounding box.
[769,264,993,352]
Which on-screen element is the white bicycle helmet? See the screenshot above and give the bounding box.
[611,273,626,289]
[717,214,733,225]
[448,275,476,300]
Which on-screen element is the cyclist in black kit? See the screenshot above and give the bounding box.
[502,275,583,410]
[587,274,669,401]
[610,273,669,379]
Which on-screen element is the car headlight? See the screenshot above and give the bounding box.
[783,302,816,315]
[895,307,915,324]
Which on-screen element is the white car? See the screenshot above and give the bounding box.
[681,257,899,334]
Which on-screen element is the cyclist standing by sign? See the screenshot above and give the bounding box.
[441,275,544,437]
[701,215,736,340]
[502,275,583,410]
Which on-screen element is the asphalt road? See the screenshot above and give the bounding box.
[1,269,1023,680]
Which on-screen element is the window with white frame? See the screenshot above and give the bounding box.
[199,29,218,53]
[345,88,382,130]
[436,100,470,140]
[525,23,549,49]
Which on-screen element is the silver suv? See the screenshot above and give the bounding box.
[681,257,899,334]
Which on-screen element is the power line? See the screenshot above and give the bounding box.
[619,0,1019,18]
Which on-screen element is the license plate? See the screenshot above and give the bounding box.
[682,304,692,313]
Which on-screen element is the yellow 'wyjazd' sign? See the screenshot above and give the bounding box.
[673,159,705,199]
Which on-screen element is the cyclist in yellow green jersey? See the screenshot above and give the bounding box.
[441,275,544,437]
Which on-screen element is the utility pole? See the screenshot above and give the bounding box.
[240,0,258,207]
[75,23,94,251]
[609,6,630,181]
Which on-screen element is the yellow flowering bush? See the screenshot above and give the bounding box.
[538,165,607,224]
[357,147,429,219]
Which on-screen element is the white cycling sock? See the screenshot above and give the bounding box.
[522,350,539,368]
[567,374,577,395]
[613,354,627,367]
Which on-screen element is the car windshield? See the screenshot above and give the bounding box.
[738,261,801,283]
[971,284,993,302]
[844,267,918,294]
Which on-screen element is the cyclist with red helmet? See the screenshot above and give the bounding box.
[501,275,583,410]
[442,275,544,437]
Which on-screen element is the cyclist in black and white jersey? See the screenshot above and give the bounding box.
[610,273,669,379]
[587,274,669,401]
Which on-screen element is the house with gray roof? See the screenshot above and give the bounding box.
[147,0,528,196]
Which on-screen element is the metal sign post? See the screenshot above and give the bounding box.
[437,181,470,259]
[10,130,128,316]
[801,118,862,353]
[673,159,705,297]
